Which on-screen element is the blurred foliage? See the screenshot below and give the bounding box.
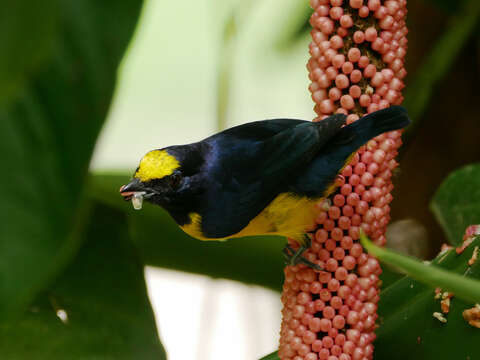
[0,0,167,358]
[0,1,58,102]
[272,2,313,51]
[431,164,480,246]
[0,204,166,359]
[0,0,144,319]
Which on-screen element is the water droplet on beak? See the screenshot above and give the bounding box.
[132,192,144,210]
[56,309,69,324]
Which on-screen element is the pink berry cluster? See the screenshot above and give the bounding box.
[278,1,407,359]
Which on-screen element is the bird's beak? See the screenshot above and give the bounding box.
[119,178,146,201]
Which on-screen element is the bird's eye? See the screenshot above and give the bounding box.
[168,172,182,188]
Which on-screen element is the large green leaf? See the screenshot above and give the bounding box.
[90,173,286,291]
[259,351,279,360]
[431,164,480,245]
[365,236,480,359]
[0,204,166,359]
[0,0,143,318]
[0,1,59,102]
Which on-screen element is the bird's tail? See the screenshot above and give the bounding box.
[334,105,410,146]
[290,106,410,197]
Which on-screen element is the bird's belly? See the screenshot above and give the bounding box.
[238,193,320,242]
[180,193,321,243]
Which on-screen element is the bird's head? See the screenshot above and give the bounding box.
[119,149,184,208]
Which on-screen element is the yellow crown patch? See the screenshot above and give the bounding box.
[135,150,180,182]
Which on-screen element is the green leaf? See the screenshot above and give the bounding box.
[90,173,286,291]
[403,0,480,136]
[259,351,280,360]
[431,163,480,245]
[0,204,166,359]
[361,234,480,359]
[0,1,59,102]
[361,233,480,303]
[0,0,143,319]
[379,263,404,289]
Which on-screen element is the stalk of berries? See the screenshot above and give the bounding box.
[278,1,407,359]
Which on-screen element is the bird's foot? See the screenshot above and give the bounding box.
[283,235,322,271]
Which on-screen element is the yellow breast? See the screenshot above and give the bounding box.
[180,193,321,244]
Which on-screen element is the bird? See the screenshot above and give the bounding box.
[120,106,410,269]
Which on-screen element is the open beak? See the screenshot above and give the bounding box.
[119,178,146,201]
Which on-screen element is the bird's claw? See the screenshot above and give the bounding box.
[283,235,322,271]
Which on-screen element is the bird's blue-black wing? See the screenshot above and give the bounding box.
[199,116,346,238]
[291,106,410,198]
